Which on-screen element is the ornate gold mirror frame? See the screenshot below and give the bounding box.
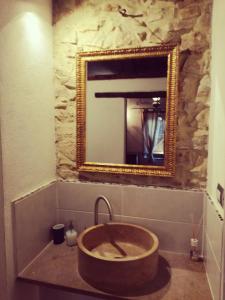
[76,45,179,177]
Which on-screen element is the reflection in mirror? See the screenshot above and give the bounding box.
[77,45,179,177]
[126,95,166,166]
[86,57,167,166]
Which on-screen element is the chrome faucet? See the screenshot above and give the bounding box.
[94,195,113,225]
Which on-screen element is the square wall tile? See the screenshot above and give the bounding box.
[122,185,203,224]
[58,210,93,233]
[204,194,223,269]
[121,216,201,253]
[57,181,122,215]
[58,209,121,234]
[204,234,221,300]
[13,182,57,273]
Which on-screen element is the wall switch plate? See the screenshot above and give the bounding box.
[217,183,224,208]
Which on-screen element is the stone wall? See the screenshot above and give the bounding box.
[53,0,212,189]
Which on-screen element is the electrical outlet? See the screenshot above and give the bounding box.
[217,183,224,208]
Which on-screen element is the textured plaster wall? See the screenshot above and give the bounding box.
[207,0,225,211]
[0,0,56,299]
[53,0,212,189]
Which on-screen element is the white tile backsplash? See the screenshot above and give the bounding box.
[58,209,121,233]
[204,195,223,269]
[204,194,224,300]
[204,235,221,300]
[121,215,201,253]
[122,185,203,223]
[13,182,57,273]
[58,181,122,215]
[57,181,204,254]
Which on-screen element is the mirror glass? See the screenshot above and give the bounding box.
[77,45,179,177]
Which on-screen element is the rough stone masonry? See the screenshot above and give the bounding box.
[53,0,212,189]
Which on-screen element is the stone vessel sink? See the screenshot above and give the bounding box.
[77,222,159,293]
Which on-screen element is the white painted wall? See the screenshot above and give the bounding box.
[87,96,125,163]
[0,132,7,300]
[0,0,56,299]
[206,0,225,299]
[126,99,143,153]
[207,0,225,214]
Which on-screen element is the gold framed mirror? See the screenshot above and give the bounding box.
[76,45,179,177]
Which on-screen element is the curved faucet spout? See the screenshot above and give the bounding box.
[94,195,113,225]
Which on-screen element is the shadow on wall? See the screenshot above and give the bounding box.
[53,0,84,24]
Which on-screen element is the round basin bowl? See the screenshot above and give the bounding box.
[77,222,159,293]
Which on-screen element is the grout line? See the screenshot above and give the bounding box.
[58,179,204,193]
[57,208,202,226]
[55,181,60,210]
[204,233,221,300]
[56,209,92,214]
[120,214,202,226]
[57,208,122,219]
[121,188,124,216]
[205,231,222,272]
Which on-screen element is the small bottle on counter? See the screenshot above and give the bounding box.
[65,221,77,247]
[190,238,200,261]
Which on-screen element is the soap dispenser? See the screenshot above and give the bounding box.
[65,221,77,247]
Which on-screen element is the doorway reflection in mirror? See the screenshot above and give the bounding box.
[126,95,166,166]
